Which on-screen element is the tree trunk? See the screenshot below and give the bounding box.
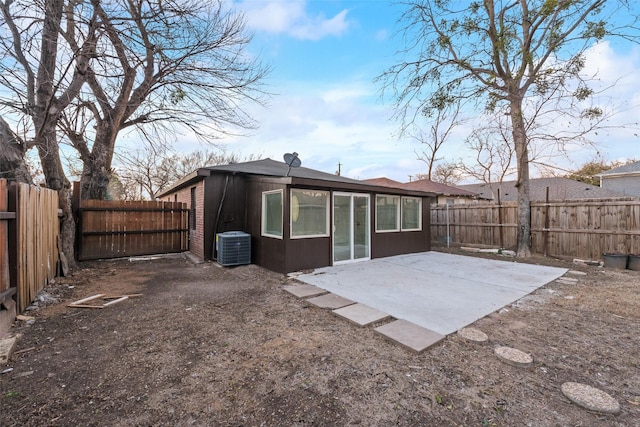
[0,117,33,184]
[34,0,76,270]
[80,123,118,200]
[510,98,532,257]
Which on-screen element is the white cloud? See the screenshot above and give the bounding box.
[236,0,349,40]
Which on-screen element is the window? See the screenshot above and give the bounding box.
[262,190,283,238]
[190,187,196,230]
[401,197,422,231]
[291,189,329,238]
[375,195,400,232]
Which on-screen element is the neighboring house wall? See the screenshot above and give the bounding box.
[435,195,473,205]
[601,175,640,197]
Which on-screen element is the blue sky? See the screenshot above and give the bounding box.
[205,0,640,182]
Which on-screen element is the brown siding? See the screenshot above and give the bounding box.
[285,237,332,272]
[203,174,247,261]
[246,178,287,273]
[164,174,433,274]
[370,196,432,259]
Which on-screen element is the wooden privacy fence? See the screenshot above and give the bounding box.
[431,198,640,260]
[76,199,189,260]
[0,180,60,314]
[1,179,15,329]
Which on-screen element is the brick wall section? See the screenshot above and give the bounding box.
[164,180,205,259]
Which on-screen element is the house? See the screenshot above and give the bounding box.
[597,160,640,197]
[458,177,628,202]
[363,177,483,204]
[158,159,436,274]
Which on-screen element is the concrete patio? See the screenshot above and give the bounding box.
[292,252,567,347]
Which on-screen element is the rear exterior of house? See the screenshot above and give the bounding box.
[159,159,435,274]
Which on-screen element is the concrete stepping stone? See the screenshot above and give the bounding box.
[333,303,390,327]
[375,319,445,353]
[457,327,489,343]
[556,277,579,285]
[494,346,533,367]
[306,293,355,309]
[283,283,326,298]
[566,270,587,276]
[561,382,621,414]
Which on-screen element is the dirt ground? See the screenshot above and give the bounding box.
[1,246,639,426]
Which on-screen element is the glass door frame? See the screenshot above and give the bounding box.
[332,192,371,265]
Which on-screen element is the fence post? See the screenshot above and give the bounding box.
[497,189,504,249]
[0,179,9,291]
[543,187,550,257]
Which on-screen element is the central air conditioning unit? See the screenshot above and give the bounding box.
[216,231,251,266]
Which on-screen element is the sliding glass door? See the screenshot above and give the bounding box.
[333,193,370,263]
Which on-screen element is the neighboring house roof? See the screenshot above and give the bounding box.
[597,160,640,177]
[403,179,482,198]
[363,177,481,198]
[361,177,405,189]
[458,177,627,201]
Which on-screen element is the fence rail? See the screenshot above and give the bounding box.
[431,198,640,259]
[77,199,189,260]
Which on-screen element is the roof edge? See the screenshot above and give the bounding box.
[156,169,208,198]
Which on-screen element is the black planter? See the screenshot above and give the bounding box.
[602,253,628,269]
[628,255,640,271]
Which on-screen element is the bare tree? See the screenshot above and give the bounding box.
[414,161,463,185]
[116,146,177,201]
[432,162,463,185]
[412,100,464,180]
[460,117,516,190]
[1,0,98,268]
[0,116,32,184]
[1,0,267,265]
[59,0,269,199]
[115,147,260,200]
[378,0,639,256]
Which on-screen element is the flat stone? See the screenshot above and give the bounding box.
[556,277,579,285]
[306,293,355,309]
[283,284,327,298]
[333,303,390,327]
[0,336,17,365]
[375,319,445,353]
[566,270,587,276]
[457,327,489,343]
[561,382,621,414]
[494,346,533,368]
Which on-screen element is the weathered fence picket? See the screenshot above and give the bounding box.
[431,198,640,259]
[76,199,189,260]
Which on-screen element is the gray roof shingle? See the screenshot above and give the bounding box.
[458,177,628,201]
[203,158,361,184]
[597,160,640,176]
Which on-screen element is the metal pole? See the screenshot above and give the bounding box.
[446,203,450,248]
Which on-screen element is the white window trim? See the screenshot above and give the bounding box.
[290,189,330,239]
[375,194,400,233]
[262,189,283,239]
[401,196,422,231]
